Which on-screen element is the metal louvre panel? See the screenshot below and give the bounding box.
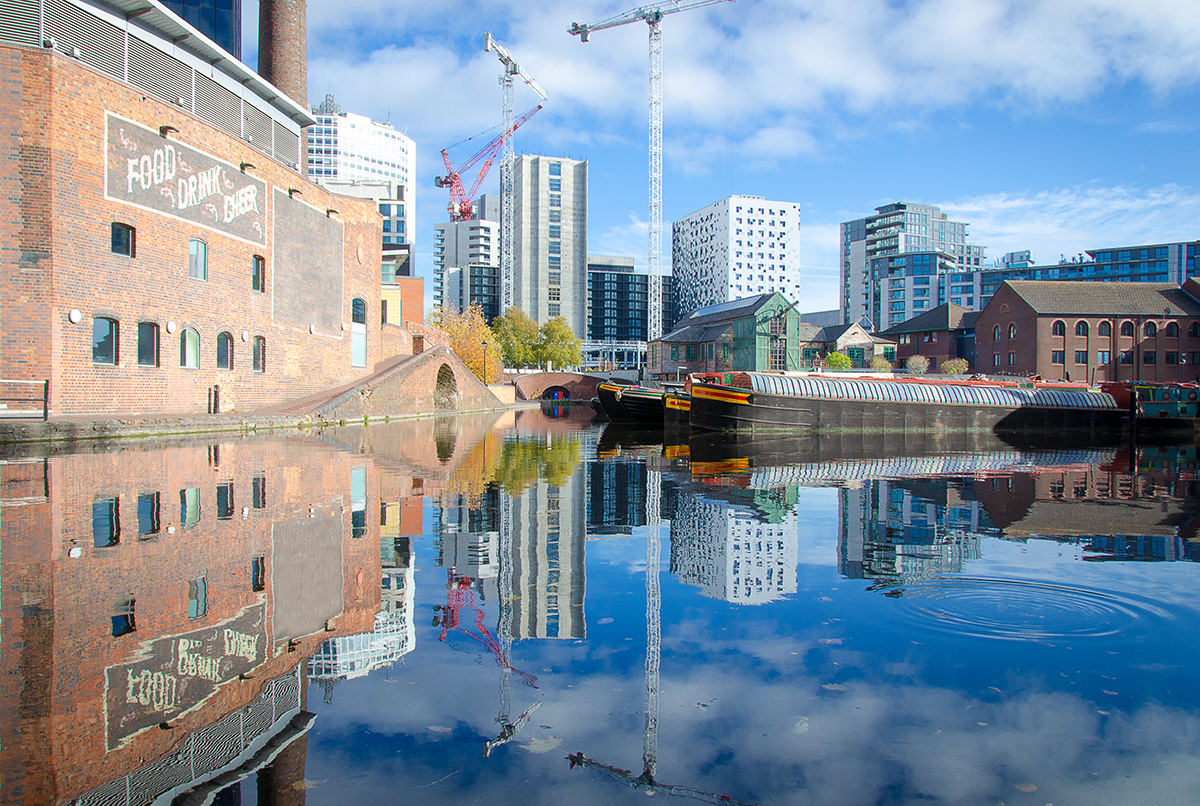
[44,0,124,79]
[243,103,272,153]
[194,73,241,137]
[0,0,40,47]
[274,120,299,167]
[127,34,192,108]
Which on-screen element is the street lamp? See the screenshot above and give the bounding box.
[677,366,686,383]
[482,340,489,384]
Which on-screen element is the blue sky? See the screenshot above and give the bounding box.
[245,0,1200,313]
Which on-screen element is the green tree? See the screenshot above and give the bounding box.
[940,358,969,375]
[824,351,852,371]
[491,307,540,367]
[535,317,582,370]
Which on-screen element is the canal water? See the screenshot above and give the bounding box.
[4,406,1200,805]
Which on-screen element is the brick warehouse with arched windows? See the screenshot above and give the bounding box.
[1,0,382,416]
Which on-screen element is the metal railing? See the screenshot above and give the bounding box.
[0,380,49,420]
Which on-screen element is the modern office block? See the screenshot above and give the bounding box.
[162,0,241,59]
[434,195,501,320]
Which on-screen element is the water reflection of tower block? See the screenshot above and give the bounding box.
[439,530,500,581]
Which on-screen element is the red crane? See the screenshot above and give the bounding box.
[435,105,542,222]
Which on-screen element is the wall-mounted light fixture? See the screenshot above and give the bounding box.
[288,187,302,198]
[326,208,338,217]
[240,162,256,173]
[159,125,178,138]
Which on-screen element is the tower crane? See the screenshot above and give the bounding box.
[569,0,735,342]
[435,105,543,222]
[484,33,548,313]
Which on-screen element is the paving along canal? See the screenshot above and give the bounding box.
[3,405,1200,805]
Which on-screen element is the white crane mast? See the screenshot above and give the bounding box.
[569,0,734,341]
[485,33,547,314]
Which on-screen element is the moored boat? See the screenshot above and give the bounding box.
[595,381,636,421]
[689,372,1124,435]
[616,386,666,425]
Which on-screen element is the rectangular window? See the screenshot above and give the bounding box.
[686,344,698,361]
[137,492,160,536]
[1166,351,1179,365]
[549,210,561,223]
[548,162,562,176]
[1120,350,1134,364]
[1143,351,1157,365]
[548,303,560,317]
[93,497,120,547]
[1191,352,1200,366]
[671,344,679,361]
[252,255,266,292]
[252,557,266,592]
[549,178,562,192]
[252,474,267,508]
[549,225,561,238]
[93,317,119,365]
[137,322,158,366]
[1097,350,1111,365]
[253,336,266,372]
[993,353,1001,367]
[548,241,561,255]
[188,576,208,619]
[189,239,208,280]
[180,487,200,527]
[1008,352,1016,366]
[112,599,136,636]
[111,223,135,256]
[216,482,234,519]
[1075,350,1088,365]
[549,194,561,208]
[722,343,731,360]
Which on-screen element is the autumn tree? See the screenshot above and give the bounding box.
[535,316,582,370]
[426,303,501,382]
[940,358,969,376]
[490,306,540,368]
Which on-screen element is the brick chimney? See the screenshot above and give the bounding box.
[258,0,308,111]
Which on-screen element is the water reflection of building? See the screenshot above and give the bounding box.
[839,480,989,588]
[670,495,799,605]
[0,440,381,803]
[510,466,588,638]
[588,460,648,535]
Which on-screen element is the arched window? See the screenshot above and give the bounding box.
[1052,320,1066,336]
[216,331,234,369]
[253,336,266,372]
[352,298,367,325]
[180,328,199,368]
[1098,321,1111,337]
[1165,322,1179,337]
[1008,324,1017,339]
[992,324,1001,340]
[351,298,367,368]
[1120,321,1134,337]
[1075,321,1088,336]
[1190,322,1200,338]
[1144,322,1157,337]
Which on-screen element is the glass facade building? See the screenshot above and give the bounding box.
[162,0,241,60]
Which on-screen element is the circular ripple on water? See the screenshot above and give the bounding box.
[886,577,1168,642]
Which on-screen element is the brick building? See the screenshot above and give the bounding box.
[0,437,382,802]
[976,280,1200,383]
[876,302,978,371]
[1,0,383,417]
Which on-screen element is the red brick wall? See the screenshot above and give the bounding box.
[1,45,382,416]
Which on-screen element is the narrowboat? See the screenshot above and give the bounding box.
[1102,381,1199,435]
[616,386,666,425]
[689,372,1124,435]
[594,381,636,422]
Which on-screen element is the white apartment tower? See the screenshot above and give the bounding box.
[840,202,986,329]
[308,94,415,250]
[671,195,803,321]
[513,155,588,338]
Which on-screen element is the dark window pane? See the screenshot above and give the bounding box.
[216,482,234,519]
[111,223,135,256]
[137,492,160,535]
[93,497,120,547]
[137,322,158,366]
[93,318,118,364]
[217,332,233,369]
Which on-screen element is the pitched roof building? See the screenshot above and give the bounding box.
[975,280,1200,383]
[877,302,979,372]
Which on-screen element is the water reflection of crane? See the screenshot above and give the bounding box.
[433,499,541,757]
[567,468,758,805]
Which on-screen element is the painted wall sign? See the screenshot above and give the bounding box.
[104,112,268,245]
[104,604,267,751]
